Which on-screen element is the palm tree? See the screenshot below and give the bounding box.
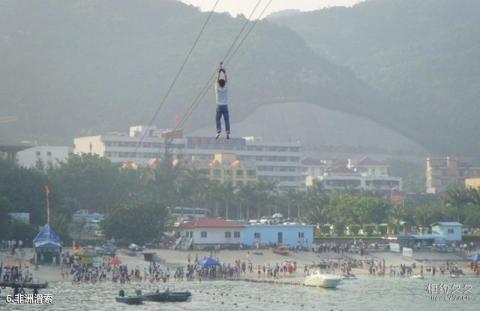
[257,180,277,218]
[236,182,256,220]
[177,167,208,208]
[204,181,224,217]
[222,182,235,219]
[444,186,471,223]
[302,181,328,223]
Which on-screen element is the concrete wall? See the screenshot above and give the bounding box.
[74,136,105,156]
[242,224,315,248]
[181,228,243,245]
[17,146,71,168]
[432,225,462,242]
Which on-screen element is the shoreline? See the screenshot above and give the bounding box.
[1,248,477,283]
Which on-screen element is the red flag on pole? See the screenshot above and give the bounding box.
[175,116,181,125]
[44,184,51,194]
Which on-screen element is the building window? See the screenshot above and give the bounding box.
[199,169,209,176]
[236,170,244,176]
[201,231,207,238]
[225,169,232,176]
[36,151,41,156]
[298,232,304,238]
[225,232,231,238]
[254,232,261,239]
[447,228,454,234]
[247,170,256,177]
[234,231,240,238]
[213,169,221,176]
[47,151,52,157]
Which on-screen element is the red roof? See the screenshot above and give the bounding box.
[333,159,349,167]
[179,218,245,229]
[302,158,323,166]
[356,157,386,166]
[328,166,357,174]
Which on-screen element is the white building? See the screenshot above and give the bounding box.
[307,174,402,191]
[431,222,462,242]
[302,158,330,177]
[349,157,389,177]
[17,146,71,168]
[74,126,303,189]
[178,218,245,249]
[305,157,402,191]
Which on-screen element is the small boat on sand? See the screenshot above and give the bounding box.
[342,273,357,280]
[272,245,289,255]
[143,289,192,302]
[410,274,424,279]
[115,289,143,305]
[115,295,143,305]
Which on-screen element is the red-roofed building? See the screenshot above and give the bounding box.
[353,157,389,176]
[178,218,245,249]
[302,158,330,178]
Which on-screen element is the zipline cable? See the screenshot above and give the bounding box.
[134,0,221,153]
[224,0,274,66]
[175,0,274,131]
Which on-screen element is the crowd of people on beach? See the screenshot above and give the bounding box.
[1,240,26,257]
[0,263,33,283]
[181,258,297,281]
[2,238,479,287]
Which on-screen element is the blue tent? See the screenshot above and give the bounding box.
[471,254,480,262]
[33,224,62,264]
[33,224,62,247]
[198,257,220,268]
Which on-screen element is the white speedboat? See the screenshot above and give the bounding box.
[342,273,357,280]
[410,274,424,279]
[304,270,342,288]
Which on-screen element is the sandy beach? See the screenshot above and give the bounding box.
[1,247,476,283]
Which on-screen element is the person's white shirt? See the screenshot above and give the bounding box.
[215,82,228,106]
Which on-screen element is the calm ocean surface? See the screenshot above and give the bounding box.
[2,277,479,311]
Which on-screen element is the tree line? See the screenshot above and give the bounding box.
[1,154,480,244]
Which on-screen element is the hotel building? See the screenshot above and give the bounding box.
[305,157,402,192]
[426,156,480,193]
[74,125,303,189]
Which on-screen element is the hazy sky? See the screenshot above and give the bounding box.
[180,0,364,17]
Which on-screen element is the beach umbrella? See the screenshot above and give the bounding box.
[198,257,220,268]
[471,254,480,262]
[110,257,122,265]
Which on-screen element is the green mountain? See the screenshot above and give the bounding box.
[271,0,480,155]
[0,0,389,148]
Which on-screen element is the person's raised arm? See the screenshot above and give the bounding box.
[222,68,227,83]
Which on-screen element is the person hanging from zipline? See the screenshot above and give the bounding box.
[215,62,230,140]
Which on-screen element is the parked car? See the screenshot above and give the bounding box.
[128,243,144,252]
[96,243,117,256]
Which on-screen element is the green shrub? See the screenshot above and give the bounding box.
[362,224,376,236]
[333,224,345,236]
[377,224,388,236]
[348,224,361,236]
[320,224,331,235]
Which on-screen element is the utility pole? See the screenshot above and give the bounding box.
[45,185,51,225]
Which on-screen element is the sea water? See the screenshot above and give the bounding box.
[2,276,479,311]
